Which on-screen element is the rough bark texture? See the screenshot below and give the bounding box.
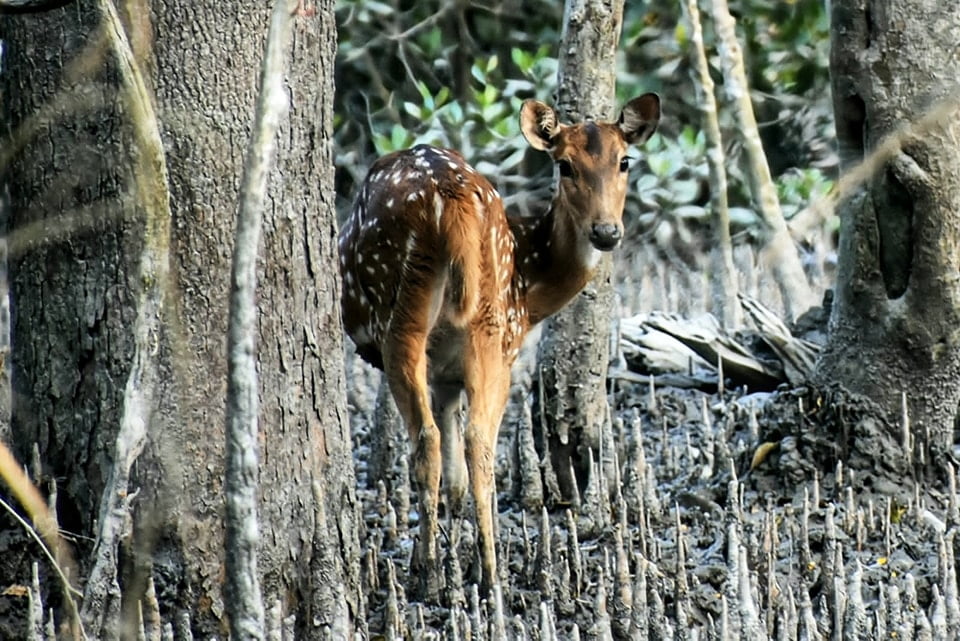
[534,0,625,499]
[816,0,960,459]
[2,2,138,569]
[1,0,360,636]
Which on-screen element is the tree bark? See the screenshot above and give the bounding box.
[1,0,360,636]
[816,0,960,460]
[534,0,624,500]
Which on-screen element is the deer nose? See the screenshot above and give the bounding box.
[590,222,622,250]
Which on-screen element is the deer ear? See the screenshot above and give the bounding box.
[619,93,661,145]
[520,100,560,151]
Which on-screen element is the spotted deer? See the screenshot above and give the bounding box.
[339,94,661,599]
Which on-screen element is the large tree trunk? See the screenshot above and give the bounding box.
[816,0,960,460]
[0,0,360,636]
[534,0,624,499]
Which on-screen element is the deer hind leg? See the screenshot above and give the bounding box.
[463,332,511,595]
[382,314,442,601]
[433,383,468,518]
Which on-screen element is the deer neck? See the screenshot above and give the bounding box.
[509,204,602,326]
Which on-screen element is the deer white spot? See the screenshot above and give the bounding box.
[386,198,394,209]
[472,193,485,221]
[433,193,444,228]
[415,146,427,156]
[448,161,459,169]
[391,172,402,185]
[407,192,419,202]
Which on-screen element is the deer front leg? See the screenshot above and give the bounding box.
[382,328,442,602]
[463,336,511,595]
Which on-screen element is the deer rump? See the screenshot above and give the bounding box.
[340,144,520,379]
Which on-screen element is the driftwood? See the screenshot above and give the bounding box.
[616,296,822,391]
[739,294,821,385]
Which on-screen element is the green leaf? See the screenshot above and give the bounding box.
[672,205,708,220]
[423,26,442,55]
[674,22,688,46]
[511,47,531,73]
[403,102,422,119]
[471,63,486,85]
[483,84,499,105]
[390,124,408,150]
[669,179,700,204]
[635,173,659,192]
[728,207,760,227]
[646,153,672,178]
[363,1,393,16]
[372,133,391,155]
[444,101,464,124]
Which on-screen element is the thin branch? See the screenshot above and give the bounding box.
[682,0,739,327]
[0,495,80,598]
[224,0,298,638]
[0,443,85,640]
[389,1,454,41]
[709,0,814,320]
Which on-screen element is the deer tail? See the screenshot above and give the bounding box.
[440,197,482,327]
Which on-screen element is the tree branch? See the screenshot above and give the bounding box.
[682,0,739,327]
[710,0,814,320]
[224,0,297,638]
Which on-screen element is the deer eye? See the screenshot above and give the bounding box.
[557,159,573,178]
[619,156,631,172]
